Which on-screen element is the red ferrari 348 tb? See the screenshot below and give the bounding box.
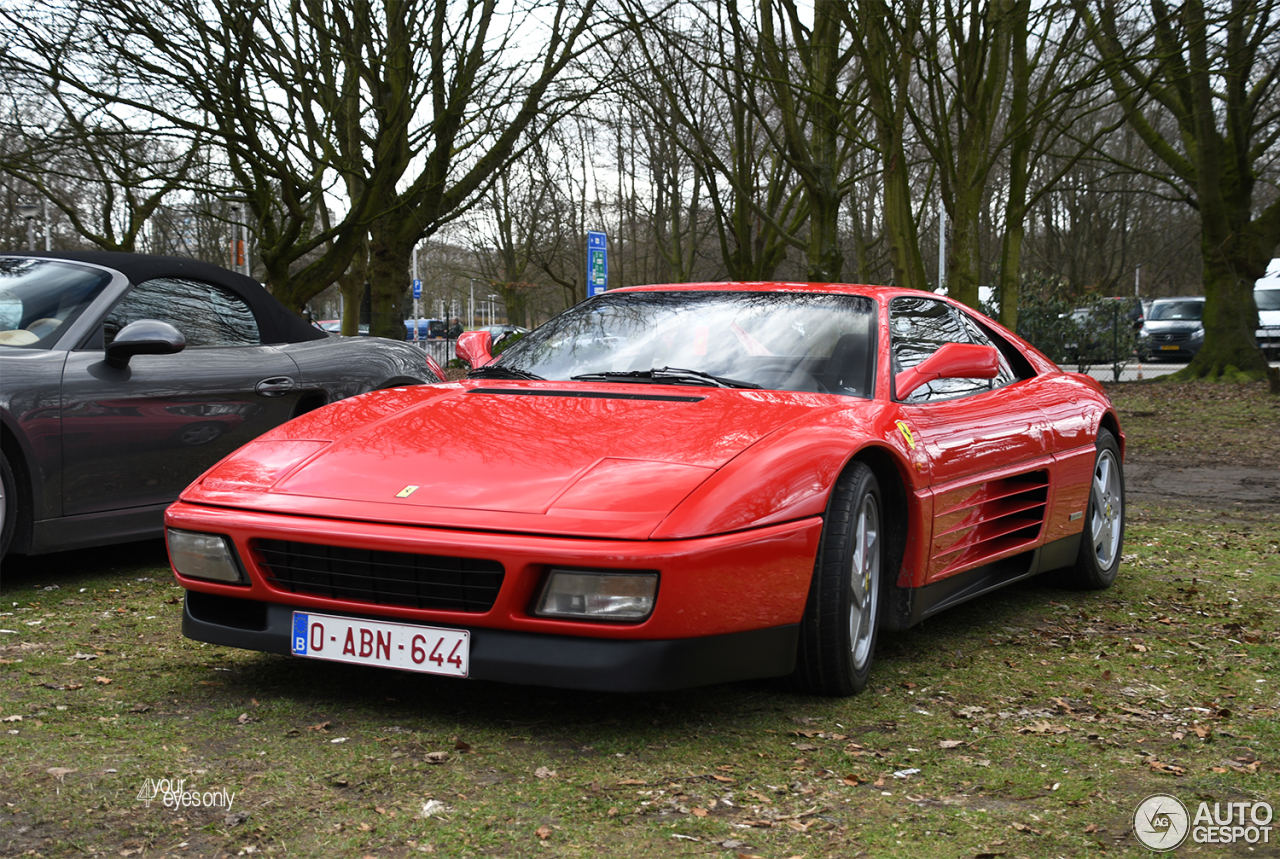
[165,284,1124,696]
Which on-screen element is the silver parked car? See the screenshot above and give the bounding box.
[0,251,443,560]
[1138,296,1205,361]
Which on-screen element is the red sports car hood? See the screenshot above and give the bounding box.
[186,382,844,539]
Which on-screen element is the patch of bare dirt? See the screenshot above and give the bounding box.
[1124,462,1280,510]
[1110,381,1280,511]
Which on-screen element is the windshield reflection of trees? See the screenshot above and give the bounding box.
[497,291,876,395]
[890,297,1011,402]
[103,278,259,347]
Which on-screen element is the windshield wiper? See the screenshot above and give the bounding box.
[571,366,760,389]
[468,364,544,381]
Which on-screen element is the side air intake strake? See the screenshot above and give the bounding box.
[929,471,1050,578]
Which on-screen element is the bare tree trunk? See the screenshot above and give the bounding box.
[998,4,1030,332]
[849,0,928,290]
[367,216,413,339]
[338,239,368,337]
[1086,0,1277,381]
[758,0,849,282]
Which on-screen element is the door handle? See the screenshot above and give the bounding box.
[255,376,296,397]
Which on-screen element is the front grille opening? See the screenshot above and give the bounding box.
[254,540,504,613]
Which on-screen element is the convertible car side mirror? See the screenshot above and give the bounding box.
[455,329,495,368]
[105,319,187,369]
[894,342,1000,400]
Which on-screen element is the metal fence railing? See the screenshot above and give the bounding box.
[1077,360,1176,383]
[1017,295,1158,383]
[406,338,455,366]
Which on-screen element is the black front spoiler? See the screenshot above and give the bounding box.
[182,590,799,693]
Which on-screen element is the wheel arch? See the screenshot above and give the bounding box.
[289,391,329,420]
[375,376,426,391]
[0,419,35,555]
[1098,410,1124,458]
[847,444,910,595]
[845,444,924,633]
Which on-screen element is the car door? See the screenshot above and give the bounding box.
[59,275,306,517]
[889,296,1054,585]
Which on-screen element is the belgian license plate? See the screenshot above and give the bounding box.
[1160,345,1180,351]
[291,612,468,677]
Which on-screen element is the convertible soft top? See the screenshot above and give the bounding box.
[15,250,327,345]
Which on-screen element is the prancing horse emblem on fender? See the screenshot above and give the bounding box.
[395,485,419,498]
[895,420,916,450]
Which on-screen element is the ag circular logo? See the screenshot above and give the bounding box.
[1134,793,1190,851]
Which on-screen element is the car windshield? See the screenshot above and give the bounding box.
[0,258,113,349]
[1256,288,1280,312]
[491,290,877,396]
[1148,300,1203,321]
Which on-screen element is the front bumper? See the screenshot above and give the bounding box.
[183,590,799,692]
[1141,337,1201,359]
[166,501,822,690]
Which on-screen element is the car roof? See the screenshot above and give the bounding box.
[1151,296,1204,302]
[9,250,327,345]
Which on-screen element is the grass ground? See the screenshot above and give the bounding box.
[1,381,1277,859]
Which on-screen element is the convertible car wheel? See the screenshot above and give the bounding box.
[793,462,884,696]
[1068,429,1125,589]
[1,450,15,560]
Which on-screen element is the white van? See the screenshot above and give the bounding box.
[1257,259,1280,359]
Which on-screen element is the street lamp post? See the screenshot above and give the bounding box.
[223,197,250,276]
[16,203,40,251]
[230,204,243,275]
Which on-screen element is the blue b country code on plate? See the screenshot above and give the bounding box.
[291,611,469,677]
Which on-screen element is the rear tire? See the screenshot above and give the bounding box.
[792,462,885,696]
[1066,429,1124,589]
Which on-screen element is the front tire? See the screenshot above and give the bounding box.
[1,450,16,561]
[792,462,885,696]
[1066,429,1125,589]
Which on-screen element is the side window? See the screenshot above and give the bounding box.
[890,296,1014,403]
[103,277,259,348]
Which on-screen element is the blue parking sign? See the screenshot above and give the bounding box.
[588,231,607,296]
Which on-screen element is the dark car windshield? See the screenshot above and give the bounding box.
[0,258,113,349]
[1148,300,1204,321]
[491,290,877,396]
[1257,288,1280,312]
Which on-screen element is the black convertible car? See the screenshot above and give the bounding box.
[0,251,441,560]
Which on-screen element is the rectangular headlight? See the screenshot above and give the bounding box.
[535,569,658,622]
[167,529,246,584]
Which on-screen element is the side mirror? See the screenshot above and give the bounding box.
[105,319,186,369]
[895,342,1000,400]
[455,330,494,368]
